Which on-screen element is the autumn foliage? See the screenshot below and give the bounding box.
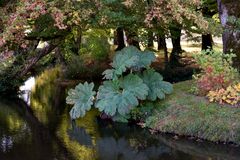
[193,50,239,105]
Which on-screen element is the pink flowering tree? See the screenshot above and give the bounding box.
[0,0,208,93]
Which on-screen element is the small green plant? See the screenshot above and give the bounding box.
[66,46,173,120]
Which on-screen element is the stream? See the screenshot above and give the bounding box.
[0,69,240,160]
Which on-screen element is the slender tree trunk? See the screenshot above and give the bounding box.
[202,34,213,50]
[19,43,57,77]
[158,35,165,50]
[115,27,126,51]
[157,34,168,63]
[217,0,240,68]
[201,1,216,51]
[147,31,153,48]
[76,32,82,52]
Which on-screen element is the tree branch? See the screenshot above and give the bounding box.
[19,42,58,77]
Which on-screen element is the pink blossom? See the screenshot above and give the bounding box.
[0,37,6,47]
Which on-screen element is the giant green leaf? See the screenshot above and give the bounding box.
[102,46,156,80]
[66,82,96,119]
[136,49,156,69]
[112,113,130,123]
[102,69,115,80]
[96,74,148,116]
[120,74,149,100]
[105,47,139,79]
[140,69,173,101]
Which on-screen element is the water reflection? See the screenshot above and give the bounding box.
[19,77,35,105]
[1,135,13,153]
[1,68,240,160]
[68,124,93,147]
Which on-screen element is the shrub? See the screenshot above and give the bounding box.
[193,50,239,95]
[66,46,173,121]
[207,83,240,105]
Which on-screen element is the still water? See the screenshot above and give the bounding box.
[0,68,240,160]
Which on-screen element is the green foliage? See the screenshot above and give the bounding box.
[227,16,240,32]
[112,113,130,123]
[130,102,156,122]
[80,29,110,61]
[192,49,239,95]
[66,82,96,119]
[103,46,156,80]
[96,74,149,116]
[140,69,173,101]
[28,14,67,40]
[63,29,111,79]
[64,55,84,79]
[66,46,173,121]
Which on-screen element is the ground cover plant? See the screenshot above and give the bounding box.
[66,46,173,121]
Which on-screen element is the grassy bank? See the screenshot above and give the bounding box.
[146,80,240,145]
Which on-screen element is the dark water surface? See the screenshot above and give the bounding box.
[0,69,240,160]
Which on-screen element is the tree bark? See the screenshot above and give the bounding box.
[170,28,182,54]
[202,34,213,50]
[201,0,217,51]
[170,27,182,65]
[115,27,126,51]
[157,34,168,63]
[217,0,240,68]
[19,43,57,77]
[147,31,153,48]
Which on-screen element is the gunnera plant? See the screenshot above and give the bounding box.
[66,46,173,122]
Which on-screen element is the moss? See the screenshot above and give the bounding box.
[146,80,240,144]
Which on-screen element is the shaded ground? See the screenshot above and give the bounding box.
[64,41,223,83]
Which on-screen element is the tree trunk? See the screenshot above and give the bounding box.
[202,34,213,50]
[75,31,82,52]
[157,34,168,63]
[115,27,126,51]
[147,31,153,48]
[170,28,182,54]
[126,30,141,50]
[170,27,182,66]
[0,43,57,94]
[19,43,57,77]
[217,0,240,68]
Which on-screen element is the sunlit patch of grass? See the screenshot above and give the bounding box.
[146,80,240,144]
